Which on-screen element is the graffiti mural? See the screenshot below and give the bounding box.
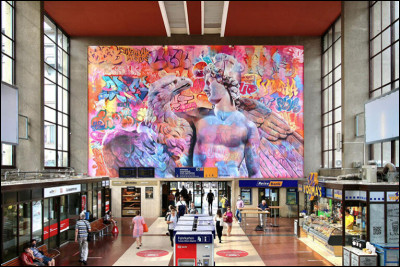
[88,46,304,178]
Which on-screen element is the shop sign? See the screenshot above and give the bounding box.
[49,223,58,238]
[369,191,385,202]
[239,180,298,188]
[216,250,248,258]
[326,188,333,198]
[345,191,361,200]
[334,190,342,200]
[303,173,325,200]
[176,234,213,244]
[105,201,110,213]
[60,219,69,232]
[44,184,81,198]
[81,195,87,212]
[387,192,399,202]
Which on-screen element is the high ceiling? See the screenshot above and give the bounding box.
[44,1,341,37]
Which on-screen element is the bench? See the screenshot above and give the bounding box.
[90,218,112,240]
[1,244,60,266]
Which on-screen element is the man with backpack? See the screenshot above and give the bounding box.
[75,212,91,265]
[176,196,188,217]
[166,208,179,247]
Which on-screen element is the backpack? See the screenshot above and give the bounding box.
[178,201,186,217]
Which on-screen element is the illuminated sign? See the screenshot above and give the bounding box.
[44,185,81,198]
[239,180,298,188]
[303,173,325,200]
[334,190,342,200]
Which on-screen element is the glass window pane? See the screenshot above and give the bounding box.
[44,122,56,149]
[381,1,391,30]
[45,63,56,82]
[58,125,63,150]
[18,203,31,254]
[44,106,56,123]
[328,72,332,85]
[57,47,63,72]
[322,52,329,76]
[63,76,69,90]
[1,1,13,38]
[334,65,341,82]
[328,125,333,150]
[328,48,333,73]
[371,35,381,57]
[57,29,63,47]
[45,149,56,167]
[334,108,342,123]
[328,151,333,168]
[334,82,341,109]
[63,51,69,76]
[382,84,391,94]
[2,205,18,262]
[370,89,381,99]
[382,141,391,166]
[323,128,328,152]
[2,143,13,166]
[44,36,56,66]
[334,17,341,40]
[63,34,69,52]
[371,54,381,90]
[63,152,68,167]
[63,90,69,113]
[2,36,13,57]
[394,42,399,80]
[44,80,56,108]
[328,28,333,48]
[58,87,63,112]
[328,86,333,111]
[328,111,333,125]
[395,140,399,167]
[334,122,342,148]
[382,47,391,85]
[394,1,399,21]
[372,143,382,167]
[335,149,342,167]
[57,151,63,167]
[63,127,69,151]
[323,34,328,51]
[371,1,381,38]
[58,112,63,127]
[382,28,391,49]
[44,16,56,41]
[63,114,69,127]
[322,75,329,89]
[334,42,341,68]
[322,89,328,113]
[2,54,13,84]
[323,151,329,168]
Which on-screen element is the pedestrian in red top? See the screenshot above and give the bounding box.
[20,245,42,266]
[223,206,234,237]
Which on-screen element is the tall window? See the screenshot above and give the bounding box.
[1,1,16,168]
[43,15,70,168]
[321,17,342,168]
[369,1,399,167]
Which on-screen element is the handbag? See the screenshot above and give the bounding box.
[84,220,92,242]
[143,223,149,233]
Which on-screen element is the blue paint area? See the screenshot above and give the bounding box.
[294,75,303,91]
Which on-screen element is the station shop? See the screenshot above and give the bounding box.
[1,177,110,262]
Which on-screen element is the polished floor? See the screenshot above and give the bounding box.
[54,216,333,266]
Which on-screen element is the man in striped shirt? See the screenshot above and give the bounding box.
[75,212,91,265]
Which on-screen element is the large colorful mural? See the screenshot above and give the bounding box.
[88,46,304,178]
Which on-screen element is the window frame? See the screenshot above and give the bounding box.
[368,1,399,167]
[321,15,342,169]
[1,1,16,169]
[43,13,71,169]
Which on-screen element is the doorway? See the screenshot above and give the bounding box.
[162,181,229,215]
[258,188,280,216]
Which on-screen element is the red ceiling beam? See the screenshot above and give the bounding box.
[186,1,202,35]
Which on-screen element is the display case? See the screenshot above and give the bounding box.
[121,187,141,217]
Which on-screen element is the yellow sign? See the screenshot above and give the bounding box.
[269,181,283,187]
[304,172,322,200]
[204,167,218,178]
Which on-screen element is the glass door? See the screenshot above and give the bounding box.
[60,196,68,245]
[49,197,59,249]
[193,182,203,214]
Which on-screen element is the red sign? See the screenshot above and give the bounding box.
[175,244,196,266]
[44,226,50,240]
[81,195,87,212]
[60,219,69,232]
[105,201,110,213]
[216,250,248,258]
[136,250,169,258]
[49,223,58,238]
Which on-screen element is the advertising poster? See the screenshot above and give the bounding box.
[370,204,385,243]
[81,195,87,212]
[241,188,252,205]
[98,191,102,214]
[387,204,399,243]
[32,201,42,233]
[88,45,304,178]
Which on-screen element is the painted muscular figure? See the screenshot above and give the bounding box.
[193,62,262,178]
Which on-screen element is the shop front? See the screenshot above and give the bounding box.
[1,177,110,264]
[298,173,399,259]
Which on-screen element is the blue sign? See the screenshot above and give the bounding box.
[175,168,204,178]
[175,234,213,244]
[239,180,298,188]
[326,188,333,198]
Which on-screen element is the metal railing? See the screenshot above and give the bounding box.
[3,167,75,181]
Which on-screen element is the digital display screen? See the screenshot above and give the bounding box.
[138,167,155,178]
[119,167,137,178]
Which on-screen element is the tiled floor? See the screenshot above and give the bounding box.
[55,217,334,266]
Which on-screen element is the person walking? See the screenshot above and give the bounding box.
[223,206,233,237]
[175,189,180,203]
[188,190,193,206]
[235,195,244,223]
[206,190,215,215]
[75,212,91,265]
[176,195,188,217]
[166,208,179,247]
[165,205,174,236]
[132,210,146,249]
[188,202,198,214]
[214,209,224,243]
[221,195,229,215]
[168,191,176,206]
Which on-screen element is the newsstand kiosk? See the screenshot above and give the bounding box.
[174,231,214,266]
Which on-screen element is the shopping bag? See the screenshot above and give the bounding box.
[143,223,149,233]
